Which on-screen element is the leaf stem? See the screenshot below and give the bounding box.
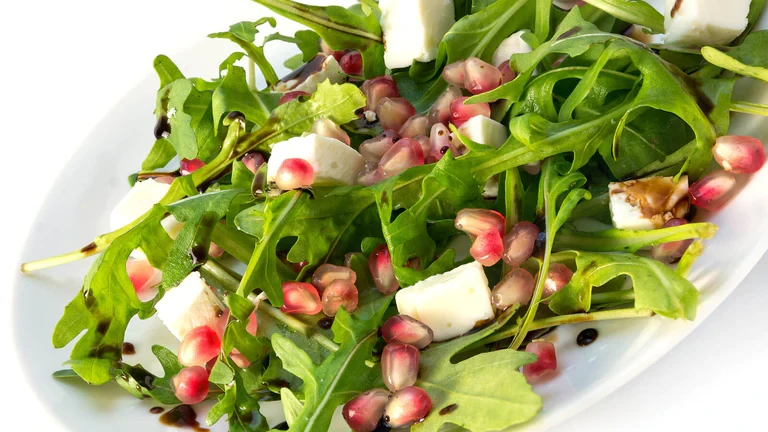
[591,290,635,305]
[730,100,768,116]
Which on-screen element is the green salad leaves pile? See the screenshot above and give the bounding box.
[24,0,768,430]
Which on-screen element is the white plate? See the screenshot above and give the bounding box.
[10,3,768,432]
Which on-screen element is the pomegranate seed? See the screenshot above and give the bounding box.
[126,259,162,302]
[229,352,251,369]
[311,118,351,146]
[208,242,225,259]
[502,221,540,266]
[450,97,491,127]
[180,158,205,175]
[428,123,456,163]
[322,279,359,316]
[523,161,542,175]
[470,230,504,266]
[413,135,431,158]
[331,50,347,62]
[274,158,315,190]
[171,366,210,404]
[377,98,416,131]
[312,263,357,293]
[153,175,175,185]
[689,170,737,211]
[382,342,420,392]
[498,61,516,84]
[379,138,425,177]
[492,267,535,310]
[178,326,222,367]
[429,86,462,126]
[280,282,322,315]
[343,389,391,432]
[381,315,434,349]
[542,263,574,299]
[215,308,230,338]
[454,208,506,238]
[464,57,503,95]
[242,152,266,174]
[369,244,399,294]
[357,164,387,186]
[712,135,765,174]
[652,218,693,264]
[360,130,398,163]
[399,114,429,138]
[279,91,310,105]
[362,75,399,111]
[383,386,432,428]
[441,60,466,87]
[340,51,363,76]
[523,340,557,382]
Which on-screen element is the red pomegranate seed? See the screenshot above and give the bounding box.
[399,114,429,138]
[428,123,457,163]
[343,389,391,432]
[214,309,230,338]
[383,386,432,428]
[229,352,251,369]
[178,325,222,367]
[180,158,205,175]
[470,230,504,266]
[242,152,265,174]
[357,164,387,186]
[362,76,399,111]
[454,208,506,238]
[377,97,417,132]
[340,50,363,76]
[280,282,322,315]
[463,57,503,95]
[126,259,162,302]
[171,366,210,404]
[274,158,315,190]
[279,91,310,105]
[450,97,491,127]
[369,244,399,294]
[379,138,425,177]
[502,221,539,267]
[652,218,693,264]
[312,263,357,293]
[523,340,557,382]
[322,279,359,316]
[382,342,420,392]
[429,86,463,126]
[492,267,535,310]
[442,60,466,87]
[208,242,225,259]
[689,170,737,211]
[712,135,765,174]
[311,118,351,146]
[498,61,516,84]
[542,263,574,299]
[360,130,398,163]
[381,315,434,349]
[413,135,431,158]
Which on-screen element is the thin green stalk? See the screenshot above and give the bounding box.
[502,169,523,275]
[591,290,635,305]
[730,101,768,116]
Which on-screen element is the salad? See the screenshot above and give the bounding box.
[22,0,768,430]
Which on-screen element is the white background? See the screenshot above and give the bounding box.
[0,0,766,430]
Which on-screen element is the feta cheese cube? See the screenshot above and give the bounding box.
[267,133,365,186]
[492,30,533,67]
[395,261,495,341]
[379,0,456,69]
[110,178,184,246]
[274,54,346,94]
[664,0,750,46]
[609,176,689,230]
[155,271,225,340]
[457,115,509,148]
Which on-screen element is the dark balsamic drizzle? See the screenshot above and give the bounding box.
[149,406,165,414]
[122,342,136,355]
[577,328,599,347]
[317,317,334,329]
[80,241,97,253]
[154,115,171,140]
[159,405,208,431]
[439,404,459,415]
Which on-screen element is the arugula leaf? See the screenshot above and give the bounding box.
[250,0,385,77]
[141,139,176,171]
[114,345,183,404]
[209,18,280,87]
[413,309,541,432]
[155,79,200,160]
[549,250,699,320]
[554,223,718,253]
[702,45,768,83]
[581,0,664,33]
[153,54,185,88]
[212,65,275,133]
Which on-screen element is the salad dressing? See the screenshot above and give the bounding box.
[122,342,136,355]
[159,405,208,431]
[577,328,599,346]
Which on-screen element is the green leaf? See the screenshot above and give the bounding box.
[156,79,200,160]
[554,223,718,253]
[280,388,304,427]
[141,139,176,171]
[226,291,256,322]
[581,0,664,33]
[114,345,183,404]
[209,19,281,87]
[549,251,699,320]
[212,65,273,133]
[702,45,768,83]
[209,360,235,385]
[153,54,185,88]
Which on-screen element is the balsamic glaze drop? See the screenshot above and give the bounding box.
[439,404,459,415]
[577,328,598,347]
[154,115,171,140]
[317,317,334,330]
[122,342,136,355]
[159,405,208,431]
[149,406,165,414]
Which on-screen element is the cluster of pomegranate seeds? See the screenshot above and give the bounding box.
[381,342,420,392]
[652,218,694,264]
[171,366,210,405]
[342,389,390,432]
[126,259,162,302]
[278,90,310,105]
[450,97,491,127]
[178,325,222,367]
[542,263,574,299]
[321,279,359,316]
[369,244,399,294]
[443,57,503,95]
[242,152,265,175]
[180,158,205,175]
[280,282,323,315]
[383,386,433,428]
[381,315,434,349]
[311,263,357,293]
[274,158,315,190]
[502,221,540,266]
[523,340,558,382]
[492,267,535,310]
[689,170,737,211]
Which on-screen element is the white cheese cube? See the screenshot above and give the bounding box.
[458,115,509,148]
[267,133,365,186]
[609,176,689,231]
[155,271,225,340]
[492,30,533,67]
[395,261,495,341]
[275,55,346,94]
[664,0,750,46]
[379,0,456,69]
